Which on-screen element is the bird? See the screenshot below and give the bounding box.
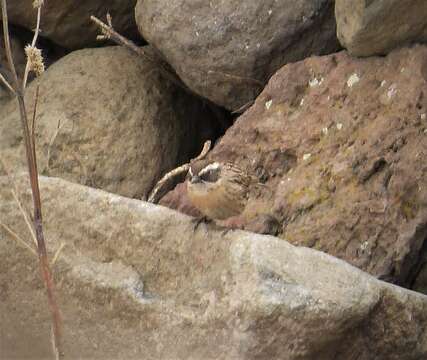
[187,161,252,221]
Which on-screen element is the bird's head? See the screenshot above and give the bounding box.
[188,161,222,185]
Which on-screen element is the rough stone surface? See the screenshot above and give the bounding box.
[0,30,26,103]
[162,45,427,290]
[0,26,68,105]
[0,46,217,199]
[336,0,427,56]
[1,0,138,49]
[135,0,339,111]
[1,176,426,359]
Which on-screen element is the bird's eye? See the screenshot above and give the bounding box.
[199,169,220,183]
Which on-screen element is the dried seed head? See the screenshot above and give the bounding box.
[25,45,45,77]
[33,0,44,8]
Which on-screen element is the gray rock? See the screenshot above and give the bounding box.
[0,46,215,198]
[1,0,138,49]
[0,31,26,103]
[135,0,339,111]
[335,0,427,56]
[1,175,426,359]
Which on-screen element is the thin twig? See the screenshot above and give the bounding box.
[31,84,40,142]
[51,242,65,267]
[0,222,37,256]
[91,15,156,62]
[207,69,264,87]
[23,6,42,89]
[0,72,15,94]
[231,100,255,114]
[30,84,40,175]
[90,15,193,94]
[191,140,212,162]
[31,6,42,47]
[46,118,71,172]
[1,0,19,89]
[0,157,37,245]
[147,140,212,203]
[12,189,38,246]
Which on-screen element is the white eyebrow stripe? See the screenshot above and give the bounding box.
[199,162,220,176]
[189,167,193,177]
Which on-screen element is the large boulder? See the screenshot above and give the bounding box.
[161,45,427,290]
[1,0,138,49]
[135,0,339,111]
[1,175,426,359]
[335,0,427,56]
[0,46,217,198]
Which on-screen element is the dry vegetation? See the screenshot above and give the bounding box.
[0,0,62,358]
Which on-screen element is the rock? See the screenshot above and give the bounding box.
[0,29,26,103]
[135,0,339,111]
[1,0,138,49]
[1,175,426,359]
[244,214,280,236]
[335,0,427,56]
[0,26,68,104]
[160,181,202,218]
[162,45,427,290]
[0,46,217,198]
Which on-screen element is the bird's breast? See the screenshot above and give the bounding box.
[187,181,246,220]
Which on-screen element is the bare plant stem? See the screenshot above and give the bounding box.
[0,71,15,94]
[90,15,193,94]
[12,188,38,246]
[0,157,38,245]
[0,221,37,256]
[147,140,212,203]
[23,6,42,88]
[1,0,62,358]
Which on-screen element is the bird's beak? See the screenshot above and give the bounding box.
[190,175,202,184]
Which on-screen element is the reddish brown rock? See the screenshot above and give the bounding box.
[160,182,202,218]
[162,45,427,289]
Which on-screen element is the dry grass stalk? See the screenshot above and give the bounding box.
[0,222,37,256]
[1,0,62,358]
[231,100,255,114]
[0,157,38,245]
[90,14,263,113]
[90,14,189,92]
[207,69,264,87]
[12,189,38,246]
[0,71,15,94]
[147,140,212,203]
[46,118,70,171]
[51,242,66,267]
[22,0,43,88]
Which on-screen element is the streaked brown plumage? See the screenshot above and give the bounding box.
[187,161,251,220]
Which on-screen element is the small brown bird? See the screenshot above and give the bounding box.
[187,161,252,220]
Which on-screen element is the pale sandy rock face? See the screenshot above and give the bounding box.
[0,0,138,49]
[335,0,427,56]
[135,0,339,111]
[0,46,217,198]
[161,45,427,291]
[1,176,426,359]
